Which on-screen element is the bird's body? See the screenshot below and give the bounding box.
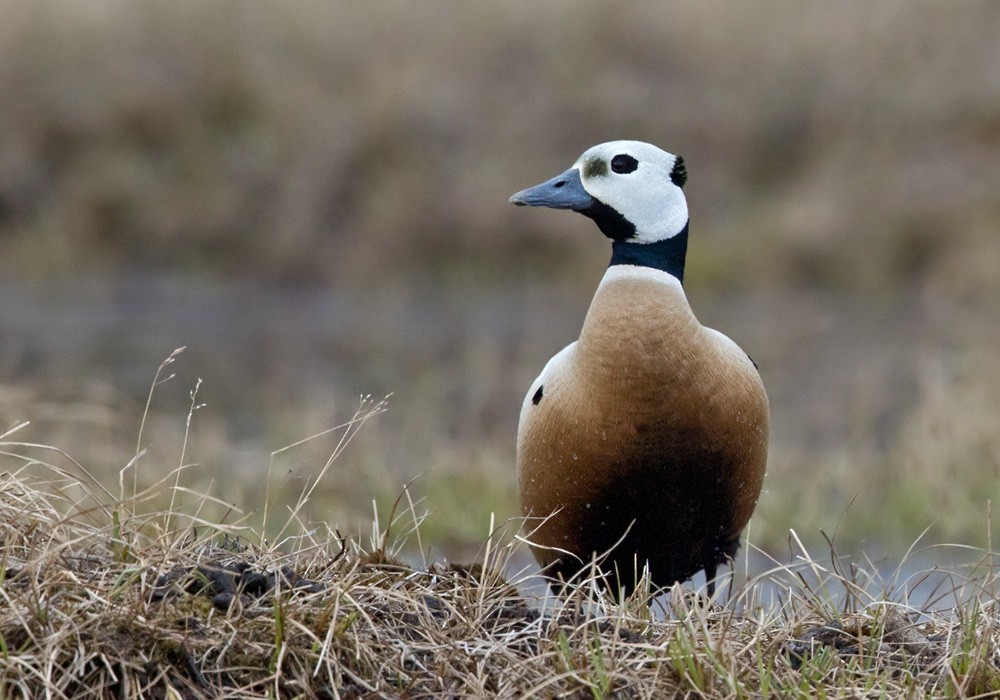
[510,141,768,597]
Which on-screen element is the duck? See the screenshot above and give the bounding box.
[510,141,768,598]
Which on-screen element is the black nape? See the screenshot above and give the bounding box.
[670,156,687,188]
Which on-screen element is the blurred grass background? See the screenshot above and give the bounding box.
[1,1,999,562]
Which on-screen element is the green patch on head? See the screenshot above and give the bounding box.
[583,157,608,179]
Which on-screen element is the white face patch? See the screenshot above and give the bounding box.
[573,140,688,244]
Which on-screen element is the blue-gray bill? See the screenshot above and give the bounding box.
[509,168,593,210]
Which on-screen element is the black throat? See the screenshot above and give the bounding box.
[609,222,689,284]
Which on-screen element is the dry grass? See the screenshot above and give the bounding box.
[4,400,1000,698]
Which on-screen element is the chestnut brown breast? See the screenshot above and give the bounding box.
[517,265,768,595]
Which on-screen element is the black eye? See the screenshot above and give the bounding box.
[610,154,639,174]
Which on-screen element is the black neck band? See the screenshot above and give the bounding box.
[608,222,689,283]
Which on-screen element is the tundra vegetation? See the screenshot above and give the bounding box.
[3,396,1000,697]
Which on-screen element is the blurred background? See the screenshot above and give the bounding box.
[1,1,998,566]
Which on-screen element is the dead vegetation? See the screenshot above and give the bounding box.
[3,414,1000,698]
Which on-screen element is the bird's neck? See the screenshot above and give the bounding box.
[608,222,688,284]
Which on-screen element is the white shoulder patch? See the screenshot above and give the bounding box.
[518,341,576,436]
[524,342,575,404]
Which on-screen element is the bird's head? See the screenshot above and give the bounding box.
[510,140,688,244]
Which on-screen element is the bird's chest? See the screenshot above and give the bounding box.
[518,352,706,500]
[518,302,715,507]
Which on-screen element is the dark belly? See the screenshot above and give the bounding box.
[521,446,758,595]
